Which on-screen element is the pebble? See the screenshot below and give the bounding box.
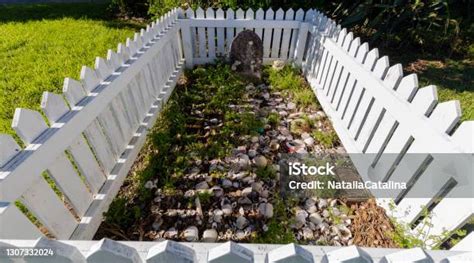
[164,228,178,239]
[258,203,274,218]
[309,212,323,225]
[183,226,199,241]
[241,187,252,197]
[248,149,257,158]
[221,204,233,216]
[287,102,296,110]
[202,229,218,242]
[236,216,249,230]
[195,181,209,190]
[222,179,233,188]
[254,155,268,168]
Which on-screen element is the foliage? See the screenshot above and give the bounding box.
[109,0,149,18]
[387,201,467,249]
[255,165,276,180]
[313,130,338,149]
[324,0,471,56]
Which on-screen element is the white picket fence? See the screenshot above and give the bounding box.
[0,6,472,252]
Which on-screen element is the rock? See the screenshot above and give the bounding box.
[202,229,218,242]
[195,181,209,190]
[235,146,247,154]
[144,180,156,189]
[302,227,314,240]
[184,190,195,198]
[164,228,178,239]
[304,198,316,210]
[258,203,274,218]
[318,199,328,209]
[211,186,224,197]
[233,182,240,188]
[221,204,233,216]
[260,189,269,199]
[316,110,326,119]
[248,149,257,158]
[304,137,315,146]
[272,60,285,71]
[287,102,296,110]
[322,209,330,218]
[254,155,268,168]
[241,187,253,197]
[236,216,249,230]
[309,212,323,225]
[238,197,252,205]
[251,136,259,143]
[210,118,219,124]
[306,205,317,214]
[222,179,233,188]
[183,226,199,241]
[235,230,247,240]
[213,209,224,223]
[251,182,263,193]
[237,154,250,170]
[279,110,288,117]
[285,140,306,153]
[294,210,308,229]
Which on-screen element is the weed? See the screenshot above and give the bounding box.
[266,112,281,127]
[313,130,339,149]
[256,166,277,181]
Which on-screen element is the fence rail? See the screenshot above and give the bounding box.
[0,6,472,252]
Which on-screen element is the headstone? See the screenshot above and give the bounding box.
[229,30,263,80]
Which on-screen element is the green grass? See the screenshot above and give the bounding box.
[0,3,144,136]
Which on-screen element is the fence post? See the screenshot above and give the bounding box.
[294,22,309,66]
[180,21,194,68]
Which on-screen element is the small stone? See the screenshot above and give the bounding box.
[184,190,195,198]
[304,137,315,146]
[251,182,263,193]
[152,218,163,230]
[254,155,268,168]
[322,209,330,218]
[309,212,323,225]
[164,228,178,239]
[210,118,219,124]
[144,180,156,189]
[287,102,296,110]
[248,149,257,158]
[258,203,274,218]
[263,224,269,232]
[251,136,259,143]
[236,216,249,230]
[222,179,233,188]
[237,154,250,170]
[195,181,209,190]
[183,226,199,241]
[211,186,224,197]
[302,227,314,240]
[202,229,218,242]
[233,182,240,188]
[238,197,252,205]
[242,187,253,197]
[318,199,328,209]
[222,204,233,216]
[279,111,288,117]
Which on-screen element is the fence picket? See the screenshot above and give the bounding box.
[225,9,235,53]
[255,8,264,39]
[245,9,254,32]
[0,202,43,239]
[331,38,360,107]
[196,8,206,58]
[206,8,216,59]
[289,8,304,60]
[236,8,244,34]
[216,8,225,56]
[263,9,274,58]
[271,8,285,58]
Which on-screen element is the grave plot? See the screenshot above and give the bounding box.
[94,61,396,247]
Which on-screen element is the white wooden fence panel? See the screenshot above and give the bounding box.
[0,202,42,239]
[196,7,206,58]
[225,9,235,53]
[255,8,264,39]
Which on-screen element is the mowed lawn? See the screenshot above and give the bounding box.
[0,3,143,137]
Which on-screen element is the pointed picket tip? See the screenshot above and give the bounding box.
[355,42,370,63]
[428,100,461,134]
[0,134,21,167]
[195,7,204,18]
[176,7,184,18]
[383,64,403,88]
[95,57,112,81]
[275,8,284,18]
[87,238,140,263]
[63,77,86,106]
[117,43,131,62]
[34,237,86,263]
[372,55,389,77]
[364,48,382,71]
[12,108,49,145]
[411,85,438,116]
[397,74,418,101]
[265,8,274,17]
[266,243,313,263]
[41,92,69,124]
[342,32,354,50]
[126,37,138,56]
[146,240,197,263]
[185,8,195,18]
[245,8,254,19]
[80,66,100,93]
[323,245,372,263]
[336,28,347,43]
[451,121,474,153]
[256,8,264,19]
[107,49,123,71]
[206,7,215,18]
[383,247,433,263]
[348,37,361,56]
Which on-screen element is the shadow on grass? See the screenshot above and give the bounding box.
[0,3,145,30]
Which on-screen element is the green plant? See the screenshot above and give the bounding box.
[313,130,338,148]
[197,190,213,206]
[256,165,276,180]
[267,112,281,127]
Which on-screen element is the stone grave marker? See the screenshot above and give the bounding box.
[229,30,263,80]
